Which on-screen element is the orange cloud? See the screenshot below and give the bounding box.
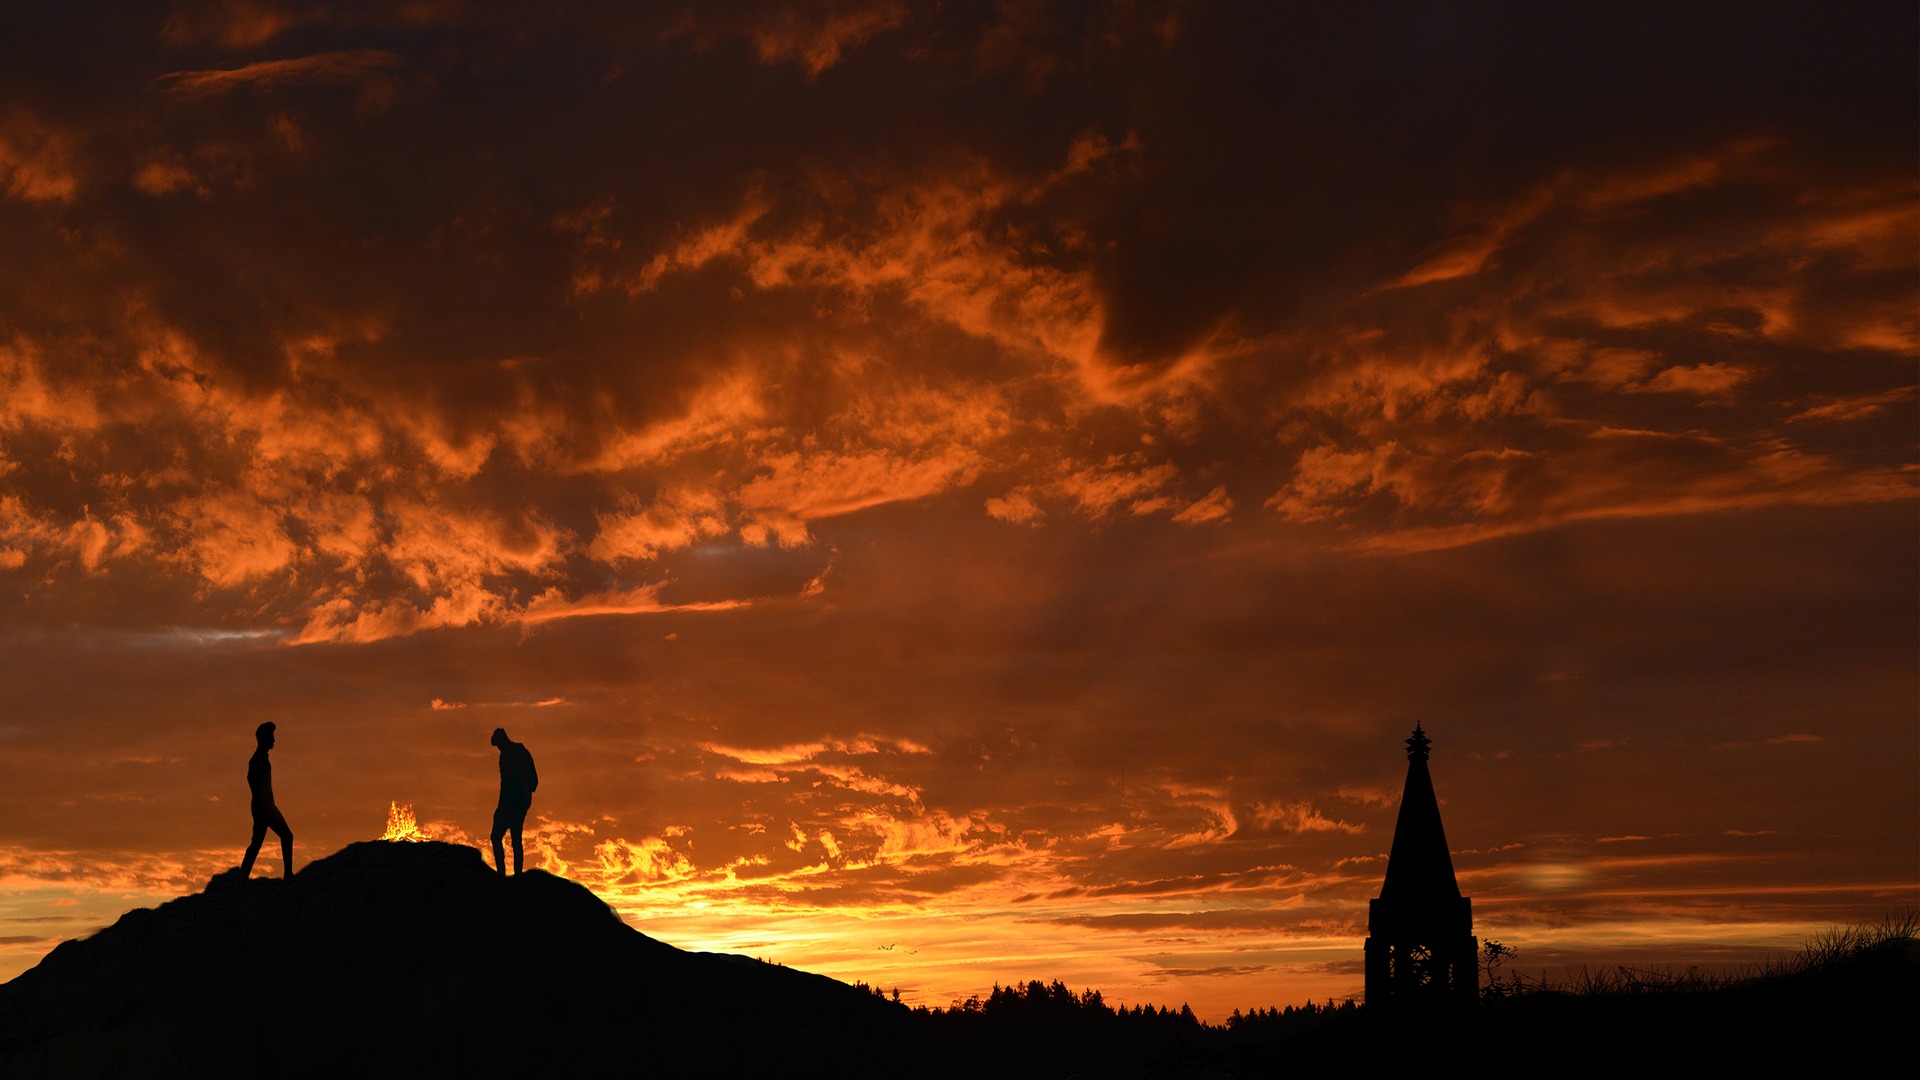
[984,490,1044,525]
[161,0,317,48]
[156,50,408,101]
[671,1,907,77]
[519,585,749,626]
[1626,363,1751,399]
[1251,801,1365,836]
[0,112,80,203]
[1789,386,1918,424]
[171,493,297,587]
[584,369,769,473]
[589,487,730,562]
[1253,140,1918,552]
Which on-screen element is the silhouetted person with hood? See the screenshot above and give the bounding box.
[239,721,294,879]
[490,727,538,875]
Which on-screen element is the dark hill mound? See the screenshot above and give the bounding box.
[0,841,919,1078]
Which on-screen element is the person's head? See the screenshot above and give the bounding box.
[256,721,276,748]
[491,727,508,749]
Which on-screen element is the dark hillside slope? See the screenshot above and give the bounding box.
[0,841,918,1078]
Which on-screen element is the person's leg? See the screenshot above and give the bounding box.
[241,817,267,876]
[266,809,294,879]
[509,814,525,875]
[490,805,509,874]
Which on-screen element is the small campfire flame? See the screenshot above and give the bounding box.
[380,801,431,842]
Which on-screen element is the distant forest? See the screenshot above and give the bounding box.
[879,977,1356,1068]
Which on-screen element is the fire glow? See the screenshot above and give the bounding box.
[380,802,430,843]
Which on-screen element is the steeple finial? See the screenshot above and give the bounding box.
[1405,723,1431,762]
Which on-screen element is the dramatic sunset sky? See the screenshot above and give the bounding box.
[1,2,1913,1018]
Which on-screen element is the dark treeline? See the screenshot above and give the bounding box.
[850,977,1358,1078]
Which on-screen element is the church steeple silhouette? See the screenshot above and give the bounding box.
[1364,723,1478,1004]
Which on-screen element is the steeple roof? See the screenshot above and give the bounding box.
[1377,723,1463,909]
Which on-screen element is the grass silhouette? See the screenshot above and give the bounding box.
[1520,910,1920,997]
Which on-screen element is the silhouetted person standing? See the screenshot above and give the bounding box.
[239,721,294,879]
[490,727,538,875]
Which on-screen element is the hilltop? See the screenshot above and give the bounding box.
[0,841,916,1078]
